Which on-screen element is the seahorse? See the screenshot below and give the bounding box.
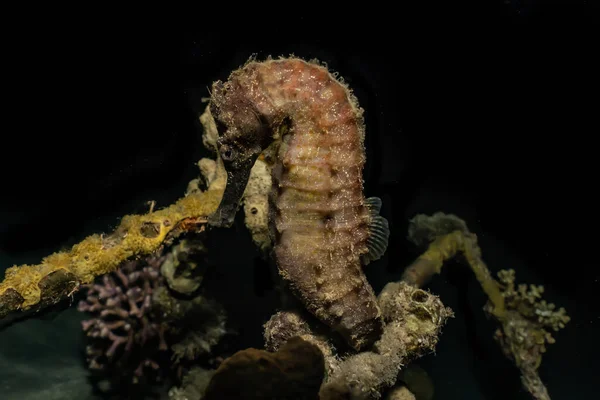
[207,57,389,350]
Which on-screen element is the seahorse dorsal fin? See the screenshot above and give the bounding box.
[362,197,390,265]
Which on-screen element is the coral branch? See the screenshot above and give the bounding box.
[318,283,452,399]
[403,213,505,317]
[263,283,452,399]
[405,212,570,400]
[0,162,226,320]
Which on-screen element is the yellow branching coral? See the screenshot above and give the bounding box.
[403,212,570,400]
[403,213,505,318]
[0,169,226,319]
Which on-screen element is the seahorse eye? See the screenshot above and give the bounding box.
[220,144,236,161]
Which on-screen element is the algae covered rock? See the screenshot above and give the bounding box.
[203,336,324,400]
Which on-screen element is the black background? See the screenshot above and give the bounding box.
[0,1,597,399]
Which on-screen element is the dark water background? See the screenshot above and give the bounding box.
[0,2,597,399]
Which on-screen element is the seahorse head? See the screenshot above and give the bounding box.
[211,80,272,166]
[207,77,274,228]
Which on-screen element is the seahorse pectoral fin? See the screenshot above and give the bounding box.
[207,157,257,228]
[361,197,390,265]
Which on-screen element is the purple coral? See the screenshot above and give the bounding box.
[78,256,168,383]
